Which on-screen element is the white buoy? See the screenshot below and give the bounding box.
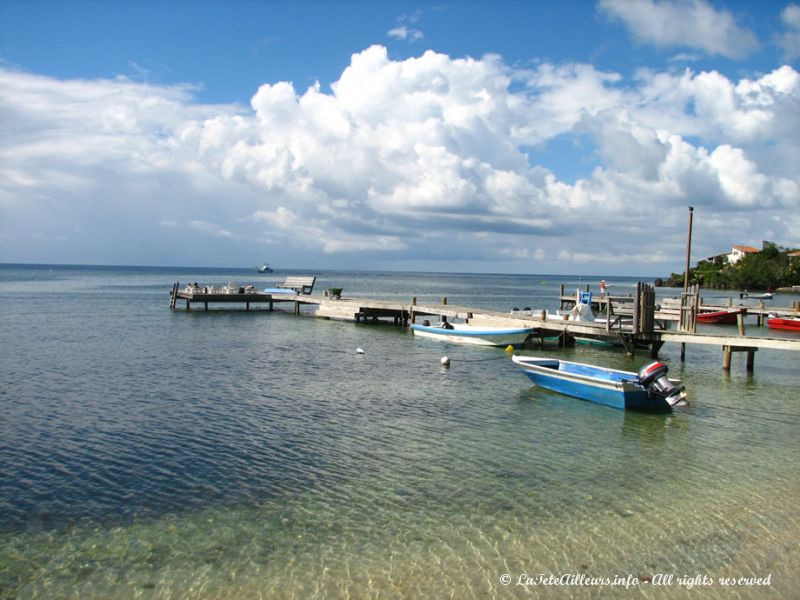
[440,356,450,367]
[356,348,365,354]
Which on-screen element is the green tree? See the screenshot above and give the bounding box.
[658,240,800,289]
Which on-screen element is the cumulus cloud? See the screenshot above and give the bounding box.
[1,46,798,272]
[599,0,759,59]
[778,3,800,60]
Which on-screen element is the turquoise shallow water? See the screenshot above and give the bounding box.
[1,265,799,599]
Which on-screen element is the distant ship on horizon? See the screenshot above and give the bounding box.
[256,263,273,273]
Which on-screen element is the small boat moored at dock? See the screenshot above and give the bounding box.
[696,307,746,324]
[411,322,535,347]
[740,291,773,300]
[512,355,686,412]
[767,317,800,332]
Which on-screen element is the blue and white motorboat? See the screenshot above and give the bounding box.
[512,355,686,412]
[257,264,273,273]
[411,322,535,347]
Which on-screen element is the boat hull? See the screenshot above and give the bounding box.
[512,355,678,412]
[696,308,745,324]
[411,324,534,347]
[767,318,800,332]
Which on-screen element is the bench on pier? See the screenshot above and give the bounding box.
[283,276,316,294]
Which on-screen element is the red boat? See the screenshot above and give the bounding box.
[767,317,800,332]
[696,308,746,324]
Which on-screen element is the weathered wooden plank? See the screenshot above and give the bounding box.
[659,332,799,351]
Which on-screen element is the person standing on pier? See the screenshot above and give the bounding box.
[600,279,607,296]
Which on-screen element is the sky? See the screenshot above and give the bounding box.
[1,0,799,275]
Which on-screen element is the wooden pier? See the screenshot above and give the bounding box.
[169,281,800,372]
[170,283,275,311]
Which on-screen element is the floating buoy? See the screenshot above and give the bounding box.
[356,348,365,354]
[440,356,450,367]
[505,345,514,353]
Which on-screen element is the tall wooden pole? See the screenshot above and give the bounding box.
[681,207,694,361]
[684,206,694,292]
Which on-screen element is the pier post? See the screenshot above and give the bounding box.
[746,350,755,372]
[650,340,664,358]
[722,345,757,372]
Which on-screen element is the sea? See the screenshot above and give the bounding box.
[1,264,798,599]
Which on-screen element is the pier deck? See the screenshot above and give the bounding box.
[169,282,800,371]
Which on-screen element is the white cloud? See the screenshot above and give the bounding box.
[189,220,234,237]
[778,3,800,60]
[388,10,424,43]
[1,48,798,273]
[387,26,423,42]
[598,0,759,59]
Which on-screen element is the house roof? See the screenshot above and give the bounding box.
[732,245,759,253]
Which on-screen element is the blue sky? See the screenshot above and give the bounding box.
[1,0,799,274]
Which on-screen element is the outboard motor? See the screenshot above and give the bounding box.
[638,361,686,407]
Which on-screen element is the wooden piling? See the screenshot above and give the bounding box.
[170,282,179,309]
[722,344,757,372]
